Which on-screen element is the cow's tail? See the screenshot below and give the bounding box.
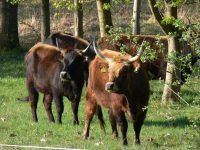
[96,105,106,132]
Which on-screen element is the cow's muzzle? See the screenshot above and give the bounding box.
[105,82,118,93]
[60,71,71,82]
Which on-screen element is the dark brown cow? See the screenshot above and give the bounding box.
[25,43,88,125]
[97,34,199,83]
[83,42,150,145]
[21,32,94,102]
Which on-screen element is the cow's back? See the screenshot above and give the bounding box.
[25,43,63,93]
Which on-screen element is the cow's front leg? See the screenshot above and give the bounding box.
[115,110,128,145]
[83,94,97,139]
[71,98,80,125]
[54,94,64,124]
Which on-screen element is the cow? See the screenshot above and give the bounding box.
[21,32,95,102]
[83,42,150,145]
[97,34,199,83]
[25,42,91,125]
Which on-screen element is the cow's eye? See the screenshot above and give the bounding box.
[123,66,129,73]
[121,73,127,79]
[64,59,69,65]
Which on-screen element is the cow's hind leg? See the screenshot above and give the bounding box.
[54,95,64,124]
[28,83,39,122]
[83,95,97,139]
[133,110,147,145]
[109,109,118,139]
[43,94,55,123]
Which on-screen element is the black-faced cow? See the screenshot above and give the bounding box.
[44,32,96,85]
[25,43,90,125]
[83,42,150,145]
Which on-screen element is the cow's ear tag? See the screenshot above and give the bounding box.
[134,66,139,73]
[100,65,107,73]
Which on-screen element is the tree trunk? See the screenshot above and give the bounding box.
[96,0,113,37]
[161,36,180,105]
[41,0,50,42]
[0,0,19,49]
[161,4,181,105]
[74,0,83,37]
[148,0,181,104]
[102,0,113,33]
[96,0,106,37]
[132,0,141,35]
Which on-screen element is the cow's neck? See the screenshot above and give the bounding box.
[122,73,136,112]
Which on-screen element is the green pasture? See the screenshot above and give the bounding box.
[0,49,200,150]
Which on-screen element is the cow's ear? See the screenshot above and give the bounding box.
[74,49,88,61]
[133,63,141,73]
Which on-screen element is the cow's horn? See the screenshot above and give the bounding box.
[126,39,145,63]
[93,41,111,62]
[81,42,92,54]
[56,38,61,50]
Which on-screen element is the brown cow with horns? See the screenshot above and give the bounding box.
[83,41,150,145]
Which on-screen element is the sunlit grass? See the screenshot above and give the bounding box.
[0,49,200,149]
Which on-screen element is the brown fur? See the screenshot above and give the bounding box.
[25,43,84,125]
[83,49,150,145]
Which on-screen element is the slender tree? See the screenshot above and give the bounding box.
[74,0,83,37]
[132,0,141,35]
[148,0,181,104]
[96,0,113,37]
[41,0,50,42]
[0,0,20,49]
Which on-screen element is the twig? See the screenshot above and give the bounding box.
[166,84,200,110]
[19,20,40,35]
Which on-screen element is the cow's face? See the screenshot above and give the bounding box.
[105,57,140,93]
[106,60,130,93]
[58,42,92,82]
[60,50,84,82]
[93,41,144,94]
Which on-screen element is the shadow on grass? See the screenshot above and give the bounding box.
[145,116,194,128]
[181,88,200,97]
[0,48,27,78]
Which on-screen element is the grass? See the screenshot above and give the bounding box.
[0,49,200,150]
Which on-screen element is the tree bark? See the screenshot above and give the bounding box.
[103,0,113,33]
[148,0,179,35]
[148,0,181,104]
[41,0,50,42]
[96,0,113,37]
[132,0,141,35]
[0,0,20,49]
[74,0,83,37]
[96,0,106,37]
[161,36,181,105]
